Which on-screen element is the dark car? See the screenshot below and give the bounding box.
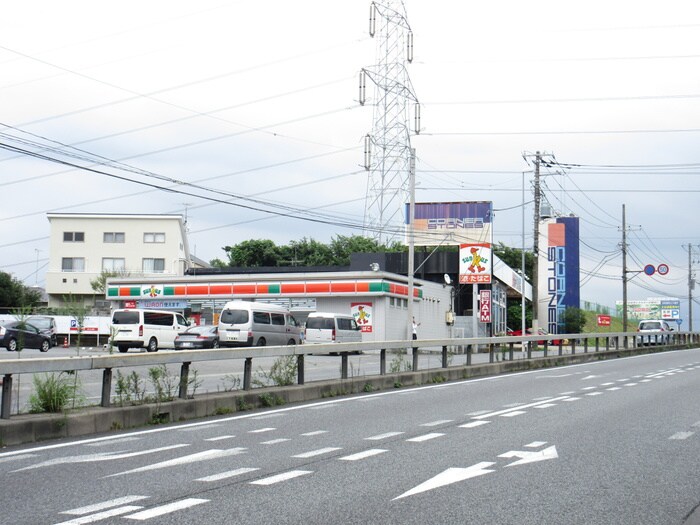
[1,321,52,352]
[174,325,219,350]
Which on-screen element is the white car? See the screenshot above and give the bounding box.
[636,319,672,346]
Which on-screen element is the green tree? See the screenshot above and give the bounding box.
[329,235,404,265]
[0,271,41,309]
[90,270,119,294]
[223,239,281,267]
[281,238,334,266]
[560,307,587,334]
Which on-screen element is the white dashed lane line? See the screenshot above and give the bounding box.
[500,411,527,418]
[459,421,490,429]
[339,449,388,461]
[55,505,145,524]
[250,470,312,486]
[669,432,694,440]
[61,496,149,516]
[248,428,276,434]
[123,498,209,521]
[292,447,342,459]
[406,433,445,443]
[301,431,328,436]
[261,439,290,445]
[420,420,453,427]
[196,467,260,482]
[365,431,405,441]
[204,435,235,442]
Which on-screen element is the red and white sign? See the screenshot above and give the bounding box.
[479,290,492,323]
[597,314,611,327]
[459,243,492,284]
[351,302,373,333]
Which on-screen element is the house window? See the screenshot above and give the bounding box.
[63,232,84,242]
[102,258,125,271]
[61,257,85,272]
[144,232,166,243]
[142,258,165,273]
[103,232,125,243]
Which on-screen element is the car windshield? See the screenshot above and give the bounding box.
[184,326,214,335]
[220,309,248,324]
[112,311,140,324]
[639,321,662,330]
[28,317,52,330]
[306,317,334,330]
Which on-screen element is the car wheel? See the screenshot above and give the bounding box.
[40,340,50,352]
[146,338,158,352]
[212,339,219,349]
[256,338,266,346]
[118,346,129,353]
[8,338,17,351]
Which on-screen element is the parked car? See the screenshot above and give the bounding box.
[510,327,567,346]
[110,308,189,353]
[174,325,219,350]
[27,316,57,347]
[636,319,672,346]
[304,312,363,344]
[0,321,52,352]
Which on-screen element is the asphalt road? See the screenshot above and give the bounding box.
[1,347,700,524]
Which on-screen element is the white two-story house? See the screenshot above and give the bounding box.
[45,213,194,309]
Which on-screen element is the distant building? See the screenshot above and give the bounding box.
[45,213,207,310]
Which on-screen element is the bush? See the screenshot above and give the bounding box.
[29,373,80,413]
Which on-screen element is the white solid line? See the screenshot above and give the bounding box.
[466,410,492,416]
[250,470,312,485]
[600,382,615,386]
[581,387,597,391]
[85,437,140,447]
[585,392,603,396]
[607,387,621,391]
[55,506,144,524]
[124,499,209,520]
[0,454,36,464]
[292,447,341,458]
[406,433,445,442]
[204,435,235,442]
[365,431,405,441]
[339,449,388,461]
[534,404,557,409]
[108,447,247,477]
[669,432,695,440]
[178,424,220,432]
[196,467,260,482]
[459,421,490,429]
[62,497,149,516]
[249,427,276,433]
[420,420,453,427]
[624,383,638,387]
[261,439,290,445]
[301,430,328,436]
[562,397,581,401]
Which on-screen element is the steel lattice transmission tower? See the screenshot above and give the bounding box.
[359,1,420,243]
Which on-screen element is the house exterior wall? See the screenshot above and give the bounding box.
[45,213,188,307]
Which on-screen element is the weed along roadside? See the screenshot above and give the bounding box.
[1,337,694,447]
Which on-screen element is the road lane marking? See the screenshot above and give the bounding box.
[500,411,526,417]
[365,431,405,440]
[585,392,603,397]
[196,467,260,482]
[563,397,581,402]
[178,424,220,432]
[525,441,547,448]
[124,499,208,520]
[624,383,638,387]
[600,382,615,386]
[669,432,694,440]
[261,438,290,445]
[301,430,328,436]
[252,413,285,419]
[407,433,445,442]
[62,496,149,515]
[250,470,312,485]
[107,448,247,477]
[421,420,453,427]
[292,447,341,458]
[339,449,388,461]
[459,421,490,429]
[466,410,492,416]
[394,462,496,500]
[55,506,144,524]
[0,454,37,463]
[581,387,597,391]
[204,435,235,442]
[249,427,276,433]
[473,397,570,419]
[85,437,140,447]
[606,387,621,391]
[13,444,190,472]
[499,445,558,467]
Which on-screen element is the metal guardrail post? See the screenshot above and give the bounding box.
[595,338,599,352]
[570,338,576,355]
[605,337,610,351]
[297,354,305,385]
[466,344,472,366]
[380,349,386,375]
[341,353,349,379]
[442,345,448,368]
[1,374,12,419]
[101,368,112,407]
[623,335,628,349]
[179,362,190,400]
[527,341,532,359]
[584,338,588,353]
[509,342,514,361]
[489,344,494,363]
[243,358,252,390]
[542,341,547,358]
[412,346,418,371]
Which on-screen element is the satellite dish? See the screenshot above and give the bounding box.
[444,274,452,285]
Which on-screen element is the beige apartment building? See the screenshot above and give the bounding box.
[45,213,194,309]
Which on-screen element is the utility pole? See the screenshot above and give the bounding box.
[532,152,541,333]
[407,148,416,342]
[621,204,628,332]
[684,244,698,331]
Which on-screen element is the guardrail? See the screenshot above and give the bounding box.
[2,331,698,419]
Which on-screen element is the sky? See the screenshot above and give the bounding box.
[1,1,700,324]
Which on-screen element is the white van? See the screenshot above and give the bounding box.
[218,301,301,347]
[304,312,362,344]
[111,309,189,353]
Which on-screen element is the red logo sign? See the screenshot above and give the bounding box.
[479,290,492,323]
[597,314,611,326]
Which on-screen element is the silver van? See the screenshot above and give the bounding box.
[218,301,301,347]
[111,309,189,353]
[304,312,362,344]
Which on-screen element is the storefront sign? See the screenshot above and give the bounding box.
[351,302,373,333]
[479,290,492,323]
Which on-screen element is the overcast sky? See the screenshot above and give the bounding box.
[2,1,699,323]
